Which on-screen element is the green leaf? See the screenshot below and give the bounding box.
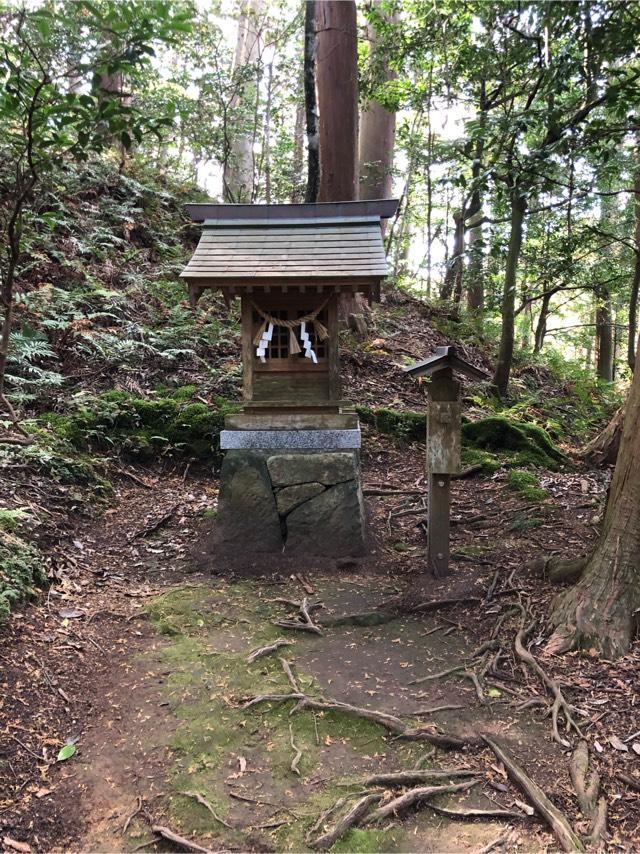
[487,687,502,698]
[57,743,76,761]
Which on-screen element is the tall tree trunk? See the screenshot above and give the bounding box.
[466,80,487,317]
[492,189,527,397]
[629,133,640,371]
[595,287,614,381]
[440,208,464,306]
[304,0,319,202]
[358,14,398,212]
[291,97,305,202]
[534,289,553,353]
[315,0,358,202]
[224,0,263,203]
[548,335,640,659]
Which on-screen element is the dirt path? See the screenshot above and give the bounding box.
[2,464,639,852]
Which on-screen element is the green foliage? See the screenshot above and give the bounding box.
[43,389,239,461]
[460,446,500,474]
[0,530,45,622]
[506,470,548,503]
[356,405,424,443]
[462,416,565,469]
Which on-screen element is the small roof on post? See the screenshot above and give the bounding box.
[180,200,398,302]
[404,345,489,381]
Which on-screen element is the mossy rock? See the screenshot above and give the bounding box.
[42,388,239,463]
[462,416,564,468]
[356,406,424,443]
[506,469,548,502]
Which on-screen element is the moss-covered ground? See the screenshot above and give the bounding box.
[139,582,417,852]
[108,579,536,854]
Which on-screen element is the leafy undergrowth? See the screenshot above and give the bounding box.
[40,386,239,462]
[0,511,46,621]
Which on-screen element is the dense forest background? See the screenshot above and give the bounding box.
[2,2,640,851]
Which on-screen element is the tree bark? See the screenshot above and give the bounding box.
[441,208,465,309]
[223,0,263,203]
[534,289,553,353]
[629,133,640,371]
[291,97,305,202]
[358,15,398,210]
[304,0,319,203]
[595,287,614,382]
[315,0,359,202]
[492,189,527,397]
[549,334,640,658]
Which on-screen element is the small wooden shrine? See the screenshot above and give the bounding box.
[181,200,397,562]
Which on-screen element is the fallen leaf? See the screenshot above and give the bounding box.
[3,838,31,853]
[35,788,52,799]
[59,608,84,619]
[631,743,640,756]
[609,735,628,752]
[57,743,76,761]
[593,740,604,753]
[238,756,247,774]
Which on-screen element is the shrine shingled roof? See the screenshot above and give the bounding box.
[180,200,398,286]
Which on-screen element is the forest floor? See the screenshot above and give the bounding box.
[2,433,639,853]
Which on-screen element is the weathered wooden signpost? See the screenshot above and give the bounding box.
[405,346,488,576]
[180,199,397,563]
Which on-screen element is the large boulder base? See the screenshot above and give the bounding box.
[267,452,357,487]
[275,482,325,515]
[214,449,366,560]
[214,451,282,552]
[285,480,365,557]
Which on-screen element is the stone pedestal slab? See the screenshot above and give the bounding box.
[214,445,366,560]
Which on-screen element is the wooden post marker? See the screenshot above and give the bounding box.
[404,346,488,576]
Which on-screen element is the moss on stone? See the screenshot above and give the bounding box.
[506,469,548,502]
[41,388,240,462]
[0,530,46,622]
[460,447,501,474]
[462,416,564,468]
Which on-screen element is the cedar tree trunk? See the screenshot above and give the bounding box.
[359,16,398,212]
[315,0,358,202]
[549,335,640,658]
[304,0,319,202]
[595,287,614,382]
[492,189,527,397]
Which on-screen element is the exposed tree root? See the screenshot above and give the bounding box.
[570,741,607,847]
[179,791,232,828]
[512,603,583,747]
[427,804,528,821]
[363,769,476,787]
[472,827,518,854]
[246,637,294,663]
[364,779,478,824]
[481,735,585,852]
[320,596,482,629]
[618,772,640,793]
[289,723,302,776]
[150,825,213,853]
[242,660,475,750]
[309,793,382,850]
[275,597,324,635]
